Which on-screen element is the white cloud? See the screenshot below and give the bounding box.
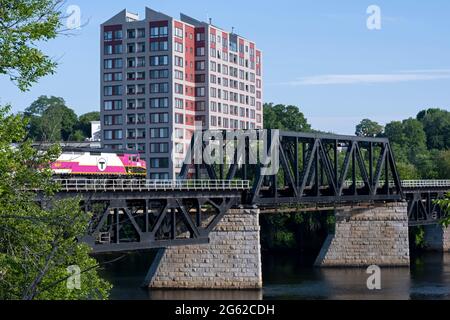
[275,69,450,86]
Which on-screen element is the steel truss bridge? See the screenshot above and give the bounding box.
[44,130,449,253]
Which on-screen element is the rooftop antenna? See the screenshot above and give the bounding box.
[209,18,212,25]
[231,26,235,34]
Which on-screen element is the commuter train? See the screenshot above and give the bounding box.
[50,149,147,178]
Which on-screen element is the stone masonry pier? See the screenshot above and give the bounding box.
[424,225,450,252]
[315,202,410,267]
[147,208,262,289]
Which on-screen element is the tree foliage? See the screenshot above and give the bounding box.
[376,110,449,180]
[0,105,111,300]
[0,0,64,91]
[417,108,450,150]
[264,103,311,132]
[24,96,98,142]
[355,119,383,137]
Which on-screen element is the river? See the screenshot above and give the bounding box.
[97,251,450,300]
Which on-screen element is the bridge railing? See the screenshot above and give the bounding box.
[53,179,250,192]
[343,180,450,189]
[400,180,450,189]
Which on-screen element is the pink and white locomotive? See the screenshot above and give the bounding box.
[51,149,147,178]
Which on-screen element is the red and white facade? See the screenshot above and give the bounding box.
[101,8,263,179]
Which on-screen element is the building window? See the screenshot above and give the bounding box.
[104,129,123,140]
[150,173,170,180]
[127,129,136,139]
[150,143,169,153]
[150,26,168,38]
[174,83,183,94]
[104,29,123,41]
[196,47,205,56]
[137,57,145,67]
[150,55,169,66]
[104,58,122,69]
[127,29,136,39]
[137,99,146,109]
[195,101,206,111]
[104,85,122,96]
[175,113,184,124]
[195,87,205,97]
[150,128,169,138]
[137,113,146,124]
[103,72,122,82]
[175,98,184,109]
[103,115,123,126]
[174,42,183,53]
[175,143,184,154]
[196,32,205,41]
[175,128,184,139]
[137,28,145,38]
[150,113,169,124]
[174,70,184,80]
[150,41,168,51]
[104,100,122,111]
[174,56,184,67]
[150,98,169,108]
[174,27,183,38]
[150,69,169,79]
[150,83,169,93]
[127,114,136,124]
[127,99,136,110]
[195,61,205,71]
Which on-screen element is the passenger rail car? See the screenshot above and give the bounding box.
[51,150,146,178]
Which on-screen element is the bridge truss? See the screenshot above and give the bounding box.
[47,180,246,253]
[180,130,404,206]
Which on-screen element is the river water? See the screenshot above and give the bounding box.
[98,251,450,300]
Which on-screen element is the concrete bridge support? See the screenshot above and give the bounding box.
[315,202,410,267]
[424,225,450,252]
[147,208,262,289]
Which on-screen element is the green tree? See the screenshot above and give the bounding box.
[0,0,64,91]
[436,150,450,179]
[0,105,111,300]
[25,96,78,141]
[436,193,450,227]
[76,111,100,140]
[383,118,428,173]
[417,108,450,150]
[384,121,405,145]
[264,103,311,132]
[355,119,383,137]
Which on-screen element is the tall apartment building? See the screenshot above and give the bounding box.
[101,7,263,179]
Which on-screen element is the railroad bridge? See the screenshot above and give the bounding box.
[48,130,450,289]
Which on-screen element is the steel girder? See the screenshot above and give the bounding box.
[45,190,240,253]
[180,130,403,206]
[406,190,448,226]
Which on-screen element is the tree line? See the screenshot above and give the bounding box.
[23,95,100,142]
[355,109,449,180]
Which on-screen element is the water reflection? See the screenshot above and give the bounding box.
[99,251,450,300]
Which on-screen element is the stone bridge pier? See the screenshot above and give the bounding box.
[147,202,411,289]
[147,208,262,289]
[315,202,410,267]
[424,225,450,252]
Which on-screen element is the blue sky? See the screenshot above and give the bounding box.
[1,0,449,134]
